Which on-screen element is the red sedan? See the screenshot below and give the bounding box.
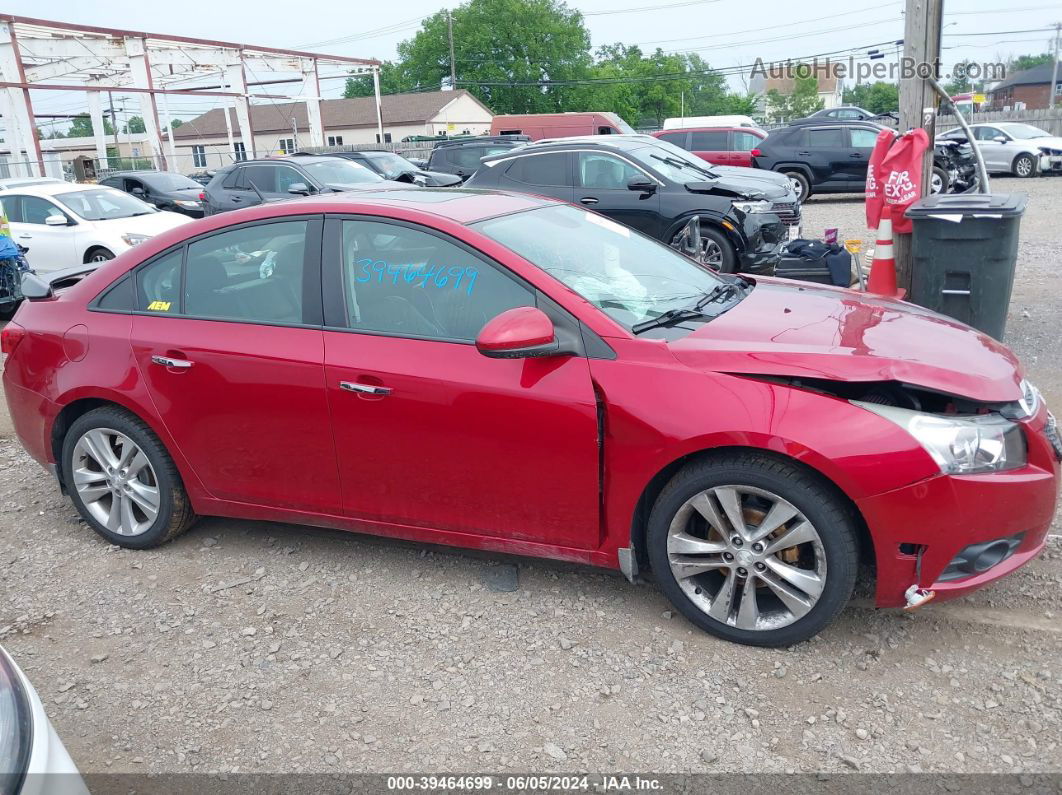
[3,189,1058,646]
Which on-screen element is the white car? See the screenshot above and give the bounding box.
[939,122,1062,178]
[0,183,192,272]
[0,645,87,795]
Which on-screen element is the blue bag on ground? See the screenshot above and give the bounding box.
[775,239,852,287]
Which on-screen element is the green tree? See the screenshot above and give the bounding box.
[169,118,183,130]
[370,0,594,114]
[343,61,414,98]
[67,113,114,138]
[1010,53,1054,72]
[765,70,823,122]
[124,115,146,134]
[842,81,899,114]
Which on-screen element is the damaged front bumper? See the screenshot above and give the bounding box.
[857,409,1060,608]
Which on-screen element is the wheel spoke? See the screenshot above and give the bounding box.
[747,500,799,544]
[126,450,151,479]
[762,520,818,556]
[735,573,760,630]
[119,494,139,534]
[126,481,160,520]
[759,570,813,619]
[81,430,118,470]
[104,495,122,532]
[707,568,737,622]
[713,487,747,540]
[76,482,111,503]
[667,531,726,556]
[668,556,728,579]
[689,492,728,534]
[764,556,824,599]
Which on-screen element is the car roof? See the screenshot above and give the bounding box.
[651,126,761,134]
[433,136,527,149]
[0,181,117,197]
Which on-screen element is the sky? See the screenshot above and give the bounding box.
[8,0,1061,134]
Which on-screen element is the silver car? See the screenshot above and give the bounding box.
[939,122,1062,178]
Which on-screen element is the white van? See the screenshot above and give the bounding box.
[663,115,762,131]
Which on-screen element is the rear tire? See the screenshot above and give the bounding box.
[62,406,196,549]
[781,170,811,201]
[646,452,859,647]
[1012,154,1036,178]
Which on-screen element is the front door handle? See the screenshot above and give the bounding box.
[849,153,864,158]
[151,355,194,369]
[579,196,599,205]
[340,381,392,396]
[17,234,30,239]
[796,151,811,156]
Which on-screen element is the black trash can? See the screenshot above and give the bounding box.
[905,193,1027,341]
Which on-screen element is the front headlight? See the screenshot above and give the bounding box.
[0,649,33,793]
[175,200,200,209]
[732,200,772,214]
[854,401,1027,475]
[121,233,151,247]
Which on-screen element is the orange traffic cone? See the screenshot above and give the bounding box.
[866,217,905,298]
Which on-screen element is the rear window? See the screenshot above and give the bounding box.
[504,153,569,186]
[657,132,688,149]
[807,128,845,148]
[690,131,728,150]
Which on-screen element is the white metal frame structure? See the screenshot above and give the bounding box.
[0,15,381,176]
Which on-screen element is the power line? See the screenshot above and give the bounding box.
[583,0,721,15]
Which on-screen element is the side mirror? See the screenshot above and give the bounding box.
[44,214,68,226]
[992,136,1009,144]
[476,307,560,359]
[130,187,145,196]
[21,271,51,299]
[413,174,427,186]
[287,182,311,195]
[627,175,656,193]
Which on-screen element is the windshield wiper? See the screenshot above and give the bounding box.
[630,282,746,335]
[631,307,714,335]
[650,153,716,178]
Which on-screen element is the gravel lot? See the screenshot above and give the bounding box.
[0,177,1060,777]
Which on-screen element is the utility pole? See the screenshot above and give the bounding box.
[895,0,943,293]
[108,91,120,160]
[1050,22,1060,111]
[447,9,457,91]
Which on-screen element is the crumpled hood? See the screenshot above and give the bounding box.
[710,165,792,191]
[668,279,1023,403]
[686,166,791,201]
[1030,136,1062,151]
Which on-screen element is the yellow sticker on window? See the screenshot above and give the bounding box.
[147,300,172,311]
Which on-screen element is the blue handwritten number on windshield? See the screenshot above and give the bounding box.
[354,258,477,295]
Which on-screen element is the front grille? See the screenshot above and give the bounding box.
[770,200,801,227]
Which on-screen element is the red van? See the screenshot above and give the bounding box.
[490,112,635,141]
[652,127,767,167]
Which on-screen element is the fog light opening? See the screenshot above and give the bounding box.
[972,540,1011,572]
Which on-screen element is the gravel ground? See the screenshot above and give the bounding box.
[0,177,1060,777]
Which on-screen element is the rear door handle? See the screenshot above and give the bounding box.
[340,381,392,396]
[796,151,811,156]
[17,234,30,239]
[849,153,864,158]
[579,197,599,205]
[151,355,194,369]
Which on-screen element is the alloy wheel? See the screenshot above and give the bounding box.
[1014,156,1034,177]
[666,485,826,631]
[787,175,805,200]
[700,239,723,269]
[71,428,160,536]
[930,172,944,194]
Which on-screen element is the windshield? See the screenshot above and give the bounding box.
[55,188,156,220]
[998,124,1050,140]
[144,173,202,191]
[363,152,417,179]
[628,141,715,181]
[301,159,382,186]
[474,204,731,329]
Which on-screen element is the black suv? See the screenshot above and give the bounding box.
[425,137,530,183]
[202,155,406,215]
[754,121,973,200]
[318,150,462,187]
[99,171,207,217]
[465,135,795,273]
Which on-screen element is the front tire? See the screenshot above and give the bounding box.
[62,407,196,549]
[930,166,949,195]
[85,247,114,263]
[1012,154,1036,178]
[646,452,859,647]
[671,224,738,273]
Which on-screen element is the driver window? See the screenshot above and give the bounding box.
[339,219,533,341]
[275,167,305,193]
[577,153,642,189]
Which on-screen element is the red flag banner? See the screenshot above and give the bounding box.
[865,128,897,231]
[880,128,929,234]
